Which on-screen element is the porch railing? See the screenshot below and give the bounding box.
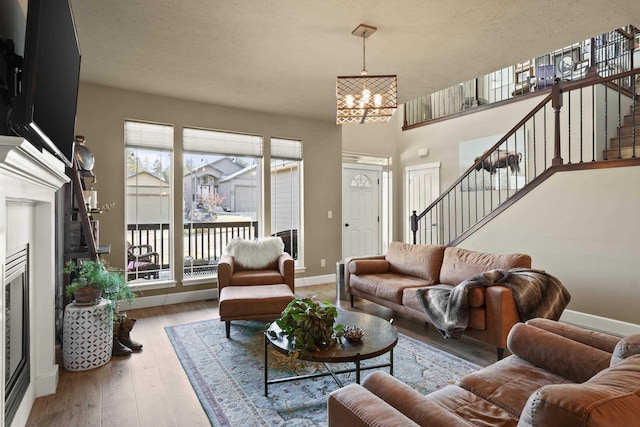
[411,68,639,246]
[127,220,258,279]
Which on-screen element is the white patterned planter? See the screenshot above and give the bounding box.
[63,299,113,371]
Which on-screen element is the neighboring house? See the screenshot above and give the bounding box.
[183,157,245,217]
[217,163,260,214]
[126,171,170,224]
[271,161,300,234]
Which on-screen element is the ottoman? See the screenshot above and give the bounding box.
[219,284,295,338]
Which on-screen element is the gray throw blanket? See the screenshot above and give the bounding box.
[416,268,571,339]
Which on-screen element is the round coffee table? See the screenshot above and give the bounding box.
[264,309,397,396]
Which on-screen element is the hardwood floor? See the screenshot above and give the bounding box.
[26,283,497,426]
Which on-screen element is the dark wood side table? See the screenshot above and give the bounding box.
[264,309,397,396]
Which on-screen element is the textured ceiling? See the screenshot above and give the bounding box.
[69,0,640,123]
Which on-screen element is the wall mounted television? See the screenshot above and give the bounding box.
[9,0,81,168]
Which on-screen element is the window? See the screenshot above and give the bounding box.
[125,121,174,284]
[182,127,263,278]
[271,138,302,265]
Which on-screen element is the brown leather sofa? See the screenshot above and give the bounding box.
[328,318,640,426]
[345,242,531,359]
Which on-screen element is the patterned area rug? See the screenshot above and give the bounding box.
[165,318,480,426]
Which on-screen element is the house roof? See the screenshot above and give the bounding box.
[71,0,640,123]
[127,171,169,187]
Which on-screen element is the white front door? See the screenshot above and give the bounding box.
[406,163,440,244]
[342,165,381,259]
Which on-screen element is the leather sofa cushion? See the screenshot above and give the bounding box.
[385,242,445,282]
[218,284,294,319]
[519,355,640,427]
[468,307,486,330]
[439,247,531,285]
[457,354,571,418]
[508,322,612,383]
[350,273,432,304]
[228,270,286,286]
[426,385,520,427]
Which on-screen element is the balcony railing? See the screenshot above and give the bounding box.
[404,26,638,128]
[127,220,258,280]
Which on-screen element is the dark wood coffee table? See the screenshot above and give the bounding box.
[264,309,397,396]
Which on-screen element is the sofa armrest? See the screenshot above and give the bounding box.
[277,252,295,291]
[217,255,235,291]
[508,322,612,383]
[361,371,472,426]
[328,383,420,427]
[328,377,471,427]
[344,255,385,292]
[348,259,390,275]
[525,317,620,353]
[483,285,520,349]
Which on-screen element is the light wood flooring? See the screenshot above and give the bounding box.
[26,283,497,427]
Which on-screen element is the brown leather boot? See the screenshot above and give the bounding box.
[112,332,132,356]
[118,316,143,352]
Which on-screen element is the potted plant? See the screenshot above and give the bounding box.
[266,297,344,357]
[64,259,140,356]
[64,259,135,317]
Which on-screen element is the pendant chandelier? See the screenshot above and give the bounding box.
[336,24,397,125]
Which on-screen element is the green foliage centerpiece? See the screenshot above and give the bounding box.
[267,298,344,358]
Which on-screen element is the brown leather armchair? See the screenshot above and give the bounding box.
[217,250,295,338]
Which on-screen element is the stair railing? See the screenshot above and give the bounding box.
[411,68,639,246]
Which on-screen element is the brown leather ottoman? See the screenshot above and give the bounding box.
[219,284,295,338]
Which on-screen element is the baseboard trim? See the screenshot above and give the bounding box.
[295,274,336,287]
[120,288,218,311]
[35,365,59,397]
[560,310,640,336]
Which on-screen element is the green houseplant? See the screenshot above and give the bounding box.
[267,297,344,357]
[64,259,135,318]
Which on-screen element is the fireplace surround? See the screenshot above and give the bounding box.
[4,245,29,426]
[0,136,69,426]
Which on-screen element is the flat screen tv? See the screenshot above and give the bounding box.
[9,0,81,168]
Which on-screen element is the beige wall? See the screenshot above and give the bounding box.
[462,166,640,325]
[75,82,342,297]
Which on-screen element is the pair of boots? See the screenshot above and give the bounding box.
[113,316,143,356]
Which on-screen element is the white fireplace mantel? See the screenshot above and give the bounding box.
[0,136,69,427]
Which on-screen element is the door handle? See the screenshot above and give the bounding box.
[345,223,349,227]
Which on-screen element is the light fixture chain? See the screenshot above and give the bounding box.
[362,33,367,74]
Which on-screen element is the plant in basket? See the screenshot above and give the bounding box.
[266,297,344,358]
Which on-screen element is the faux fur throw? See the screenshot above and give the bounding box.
[416,268,571,339]
[223,237,284,269]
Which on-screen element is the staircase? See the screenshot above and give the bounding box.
[411,69,640,246]
[607,104,639,159]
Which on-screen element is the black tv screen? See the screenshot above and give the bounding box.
[9,0,81,168]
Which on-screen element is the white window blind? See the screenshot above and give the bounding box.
[125,121,173,150]
[271,138,302,160]
[183,127,263,156]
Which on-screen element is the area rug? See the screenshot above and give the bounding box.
[165,318,480,427]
